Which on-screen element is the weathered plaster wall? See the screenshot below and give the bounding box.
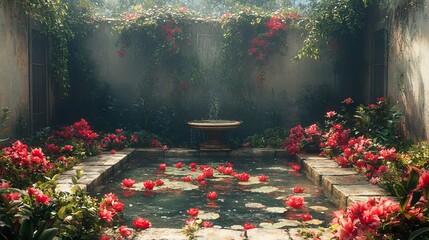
[85,22,335,135]
[0,6,29,139]
[363,1,429,141]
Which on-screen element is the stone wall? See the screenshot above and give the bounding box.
[0,6,30,139]
[363,2,429,141]
[85,21,336,136]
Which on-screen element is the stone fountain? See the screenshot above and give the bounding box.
[187,120,242,151]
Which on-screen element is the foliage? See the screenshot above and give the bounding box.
[283,124,322,155]
[0,108,11,142]
[100,129,127,151]
[0,173,117,240]
[181,217,201,240]
[244,128,289,148]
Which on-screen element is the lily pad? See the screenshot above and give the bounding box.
[155,179,198,191]
[198,211,220,220]
[245,202,266,209]
[238,177,261,185]
[264,207,287,213]
[230,225,243,230]
[309,206,329,211]
[259,221,290,229]
[277,219,300,227]
[305,219,323,225]
[247,186,279,193]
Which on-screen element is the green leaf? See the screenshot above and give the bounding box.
[36,228,58,240]
[409,227,429,240]
[393,184,407,197]
[406,168,420,191]
[399,196,409,212]
[410,191,422,207]
[76,169,83,179]
[71,176,78,185]
[19,219,33,240]
[57,206,67,220]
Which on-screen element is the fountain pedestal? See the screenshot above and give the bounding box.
[187,120,242,151]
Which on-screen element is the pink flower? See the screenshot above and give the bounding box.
[119,225,133,237]
[121,178,135,188]
[285,196,304,209]
[335,218,358,239]
[131,135,138,143]
[418,170,429,189]
[161,145,169,151]
[243,222,256,230]
[301,214,312,221]
[151,139,161,147]
[133,217,151,229]
[370,177,379,185]
[113,201,124,212]
[258,175,269,181]
[99,208,114,222]
[207,191,217,200]
[143,180,156,190]
[202,221,213,228]
[35,192,51,205]
[325,111,336,118]
[187,208,199,217]
[293,186,304,193]
[159,163,167,171]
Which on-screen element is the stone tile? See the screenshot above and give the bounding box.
[333,184,390,208]
[305,167,358,185]
[275,149,289,158]
[134,148,164,158]
[297,154,328,161]
[55,183,87,193]
[251,148,276,158]
[246,229,289,240]
[303,159,339,168]
[322,175,370,198]
[134,228,185,240]
[165,148,199,157]
[229,148,252,157]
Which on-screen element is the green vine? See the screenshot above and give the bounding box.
[114,6,204,93]
[1,0,96,96]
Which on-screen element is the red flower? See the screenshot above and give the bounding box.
[143,180,156,190]
[202,221,213,228]
[113,201,124,212]
[190,168,197,172]
[46,143,60,153]
[203,167,214,178]
[325,111,336,118]
[159,163,167,171]
[343,97,353,104]
[110,149,116,154]
[99,235,112,240]
[190,162,197,168]
[207,191,217,200]
[236,172,250,181]
[258,175,269,181]
[196,175,205,182]
[199,180,207,186]
[161,145,169,151]
[133,217,151,229]
[187,208,199,217]
[301,214,312,221]
[178,7,188,12]
[63,145,73,152]
[130,134,138,143]
[243,222,256,230]
[35,193,51,205]
[293,186,304,193]
[175,162,184,168]
[226,162,234,167]
[121,178,135,188]
[418,170,429,189]
[151,139,161,147]
[183,176,192,182]
[217,165,225,173]
[291,164,301,171]
[285,196,305,209]
[223,167,233,175]
[119,225,133,237]
[99,208,114,222]
[155,179,164,186]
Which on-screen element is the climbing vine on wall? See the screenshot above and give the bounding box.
[1,0,96,96]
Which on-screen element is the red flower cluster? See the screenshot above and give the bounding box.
[283,124,322,155]
[99,193,124,223]
[203,167,214,178]
[100,129,127,151]
[143,180,156,190]
[53,118,98,142]
[331,198,399,239]
[0,181,21,201]
[121,178,135,188]
[161,18,190,53]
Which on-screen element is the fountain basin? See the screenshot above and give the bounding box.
[187,120,242,151]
